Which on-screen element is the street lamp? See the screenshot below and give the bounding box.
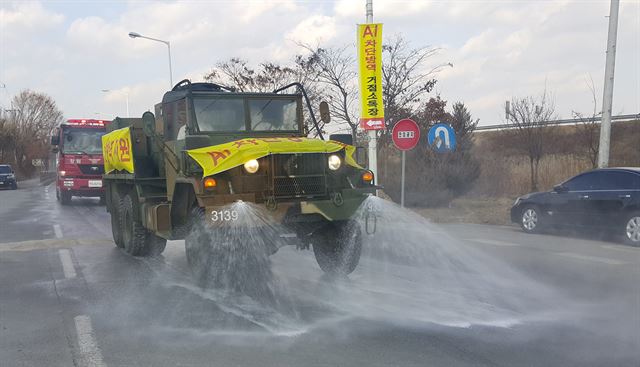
[101,89,130,117]
[128,31,173,88]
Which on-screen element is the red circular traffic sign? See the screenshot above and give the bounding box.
[392,118,420,151]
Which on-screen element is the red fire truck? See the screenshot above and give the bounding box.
[50,119,109,205]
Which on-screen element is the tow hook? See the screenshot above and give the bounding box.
[331,192,344,206]
[364,200,379,235]
[265,195,277,211]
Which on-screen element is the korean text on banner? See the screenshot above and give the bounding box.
[102,127,135,174]
[187,137,361,177]
[358,23,384,130]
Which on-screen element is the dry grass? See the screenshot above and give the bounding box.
[412,196,513,225]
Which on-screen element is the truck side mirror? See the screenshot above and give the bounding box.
[319,101,330,124]
[355,146,366,167]
[50,135,59,146]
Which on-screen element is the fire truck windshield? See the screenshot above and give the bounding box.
[62,128,105,155]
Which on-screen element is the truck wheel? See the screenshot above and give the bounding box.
[312,220,362,275]
[109,189,124,248]
[185,208,273,295]
[60,191,72,205]
[120,194,166,256]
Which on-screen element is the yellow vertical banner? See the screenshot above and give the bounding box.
[357,23,384,130]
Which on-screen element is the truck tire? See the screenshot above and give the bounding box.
[109,189,124,248]
[119,193,167,256]
[60,191,72,205]
[312,220,362,275]
[185,208,273,295]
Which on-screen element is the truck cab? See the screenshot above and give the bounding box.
[51,119,109,205]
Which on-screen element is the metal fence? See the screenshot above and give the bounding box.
[475,113,640,132]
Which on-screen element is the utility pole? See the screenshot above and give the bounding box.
[365,0,378,183]
[597,0,620,168]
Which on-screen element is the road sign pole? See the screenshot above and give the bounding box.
[392,118,420,207]
[401,150,405,207]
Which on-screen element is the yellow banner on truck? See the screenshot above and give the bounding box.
[187,137,361,177]
[102,127,135,174]
[357,23,384,130]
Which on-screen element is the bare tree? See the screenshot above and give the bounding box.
[572,74,600,168]
[297,44,360,140]
[5,90,64,173]
[505,90,558,192]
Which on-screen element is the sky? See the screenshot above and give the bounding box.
[0,0,638,128]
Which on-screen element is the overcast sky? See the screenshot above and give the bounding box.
[1,0,638,128]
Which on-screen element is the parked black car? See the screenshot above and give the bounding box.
[511,168,640,246]
[0,164,18,190]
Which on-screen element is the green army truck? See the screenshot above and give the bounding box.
[102,80,377,283]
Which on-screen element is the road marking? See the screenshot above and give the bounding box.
[601,244,639,253]
[53,224,63,239]
[74,315,107,367]
[463,238,521,247]
[556,252,626,265]
[58,249,77,279]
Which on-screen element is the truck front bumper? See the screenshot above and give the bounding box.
[58,177,105,197]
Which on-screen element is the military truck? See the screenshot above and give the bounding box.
[102,80,376,283]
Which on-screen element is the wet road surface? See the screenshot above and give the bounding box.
[1,181,639,366]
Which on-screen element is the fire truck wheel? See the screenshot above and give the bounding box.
[312,220,362,276]
[110,190,124,248]
[60,191,72,205]
[120,194,166,257]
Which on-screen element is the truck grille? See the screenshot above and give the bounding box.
[78,164,104,175]
[273,176,327,198]
[269,154,327,198]
[271,153,325,176]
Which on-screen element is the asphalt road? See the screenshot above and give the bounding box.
[1,181,638,367]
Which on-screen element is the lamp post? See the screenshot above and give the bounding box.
[101,89,130,117]
[128,31,173,89]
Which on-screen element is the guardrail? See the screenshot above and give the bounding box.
[475,113,640,132]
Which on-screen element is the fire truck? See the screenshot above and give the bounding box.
[50,119,110,205]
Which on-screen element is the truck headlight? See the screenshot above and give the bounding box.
[328,154,341,171]
[244,159,259,174]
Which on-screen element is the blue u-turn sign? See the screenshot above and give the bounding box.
[427,123,456,153]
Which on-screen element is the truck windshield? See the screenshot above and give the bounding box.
[193,97,299,132]
[0,165,11,174]
[62,129,105,155]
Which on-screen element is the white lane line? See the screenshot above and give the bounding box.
[58,249,77,279]
[556,252,626,265]
[53,224,63,239]
[74,315,107,367]
[464,238,521,247]
[601,244,639,253]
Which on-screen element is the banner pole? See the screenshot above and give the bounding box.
[365,0,379,188]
